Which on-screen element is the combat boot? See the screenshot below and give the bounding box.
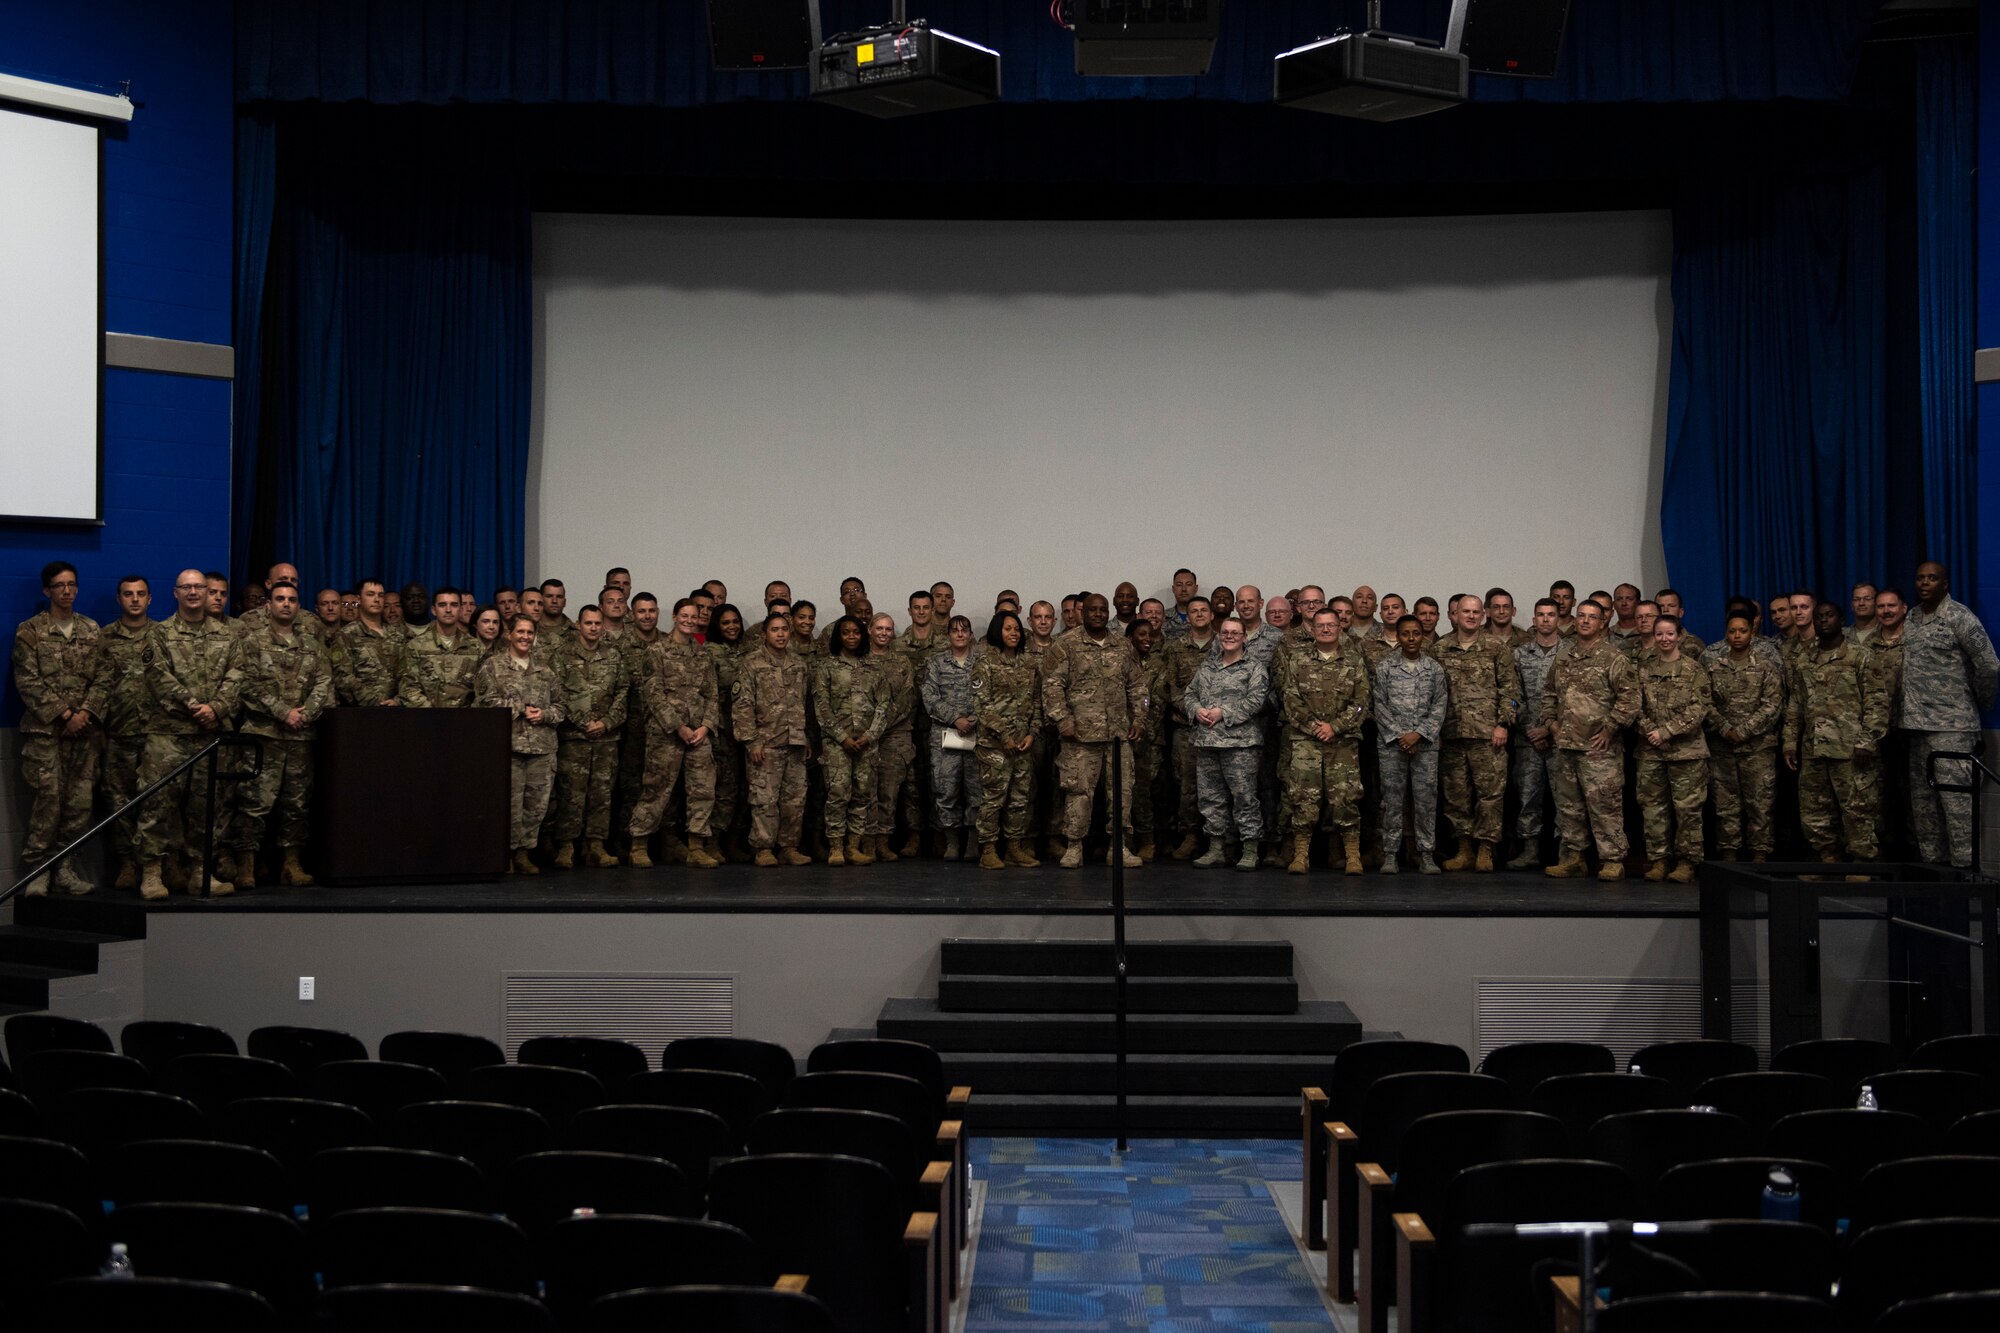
[872,834,898,863]
[1545,852,1589,879]
[661,834,690,865]
[1059,842,1083,869]
[826,841,847,867]
[685,840,719,868]
[754,848,779,867]
[1287,832,1311,875]
[280,849,314,887]
[139,862,169,901]
[847,834,874,866]
[1168,832,1199,861]
[1193,841,1228,868]
[1474,842,1496,873]
[1342,831,1364,876]
[628,841,654,869]
[931,830,950,859]
[1416,851,1440,875]
[53,863,94,896]
[1597,860,1625,882]
[1668,859,1699,883]
[1235,842,1261,872]
[1644,860,1670,882]
[1442,837,1476,872]
[232,856,257,892]
[1107,844,1142,869]
[780,847,812,866]
[1802,851,1840,882]
[115,860,138,891]
[979,842,1005,870]
[898,831,923,858]
[583,840,618,868]
[1506,845,1542,871]
[21,869,50,898]
[1380,851,1400,875]
[1844,858,1875,884]
[162,855,189,893]
[553,841,575,870]
[1750,851,1768,864]
[512,848,540,876]
[1135,837,1156,863]
[216,850,239,883]
[1006,839,1039,867]
[1260,840,1285,868]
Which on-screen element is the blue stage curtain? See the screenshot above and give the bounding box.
[236,0,1883,108]
[1913,36,1974,581]
[231,109,278,578]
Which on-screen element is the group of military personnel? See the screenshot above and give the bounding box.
[12,558,1996,898]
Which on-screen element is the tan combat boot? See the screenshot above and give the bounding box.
[1668,859,1699,883]
[553,841,575,870]
[139,862,169,901]
[753,848,779,867]
[628,840,654,869]
[54,863,95,896]
[233,856,257,892]
[512,848,540,876]
[1442,836,1476,872]
[1644,860,1670,882]
[847,834,875,866]
[979,842,1005,870]
[1006,838,1039,867]
[1169,832,1199,860]
[1474,842,1496,873]
[1059,842,1084,869]
[897,831,922,858]
[115,861,138,891]
[1597,860,1625,882]
[1545,851,1588,879]
[1287,832,1311,875]
[281,849,314,887]
[781,847,812,866]
[872,833,899,863]
[684,839,719,868]
[583,839,617,868]
[1343,830,1364,876]
[660,834,690,865]
[1135,837,1156,863]
[827,840,847,867]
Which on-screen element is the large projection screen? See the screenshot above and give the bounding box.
[0,105,99,523]
[531,211,1670,618]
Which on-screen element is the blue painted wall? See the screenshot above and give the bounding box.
[0,0,233,724]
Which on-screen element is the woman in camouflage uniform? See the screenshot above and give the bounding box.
[471,605,504,657]
[1126,619,1170,861]
[1705,612,1784,863]
[1634,616,1713,882]
[865,611,919,864]
[971,612,1041,869]
[921,615,983,861]
[476,615,567,875]
[706,604,749,860]
[813,616,889,867]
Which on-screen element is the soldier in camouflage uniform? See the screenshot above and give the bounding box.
[1784,600,1890,872]
[551,605,630,870]
[734,613,813,866]
[1043,593,1149,869]
[1542,600,1641,880]
[1432,594,1522,872]
[1654,590,1705,658]
[136,569,242,900]
[971,612,1042,869]
[12,561,101,896]
[1126,620,1170,860]
[921,616,983,861]
[334,578,404,707]
[814,617,889,866]
[1278,609,1371,875]
[85,575,157,890]
[226,582,333,889]
[1023,601,1063,856]
[476,615,566,875]
[1185,619,1268,872]
[397,591,483,707]
[1482,589,1532,651]
[1865,589,1910,858]
[1162,596,1217,859]
[705,604,751,861]
[1373,616,1448,874]
[1900,563,1999,869]
[865,612,919,864]
[631,599,723,868]
[1706,612,1784,862]
[1507,599,1566,870]
[612,592,666,854]
[1634,617,1713,882]
[895,592,948,855]
[536,580,577,655]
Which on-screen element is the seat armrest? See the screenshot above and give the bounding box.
[904,1211,939,1333]
[1356,1164,1394,1333]
[1300,1089,1329,1247]
[922,1159,958,1302]
[937,1118,969,1254]
[1325,1121,1360,1297]
[775,1274,810,1293]
[947,1085,971,1111]
[1551,1274,1585,1333]
[1394,1212,1436,1333]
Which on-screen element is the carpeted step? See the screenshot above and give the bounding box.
[941,938,1293,977]
[941,1050,1331,1096]
[967,1092,1301,1136]
[938,973,1298,1014]
[876,996,1360,1054]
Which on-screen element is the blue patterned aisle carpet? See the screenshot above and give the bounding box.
[964,1138,1336,1332]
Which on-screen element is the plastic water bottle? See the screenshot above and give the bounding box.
[1687,1104,1719,1114]
[1760,1166,1801,1222]
[1629,1061,1644,1077]
[101,1243,135,1279]
[1856,1084,1879,1111]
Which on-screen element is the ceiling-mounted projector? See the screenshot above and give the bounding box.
[1074,1,1224,78]
[810,7,1001,117]
[1273,0,1469,121]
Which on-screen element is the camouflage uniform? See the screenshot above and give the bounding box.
[538,615,578,656]
[706,639,746,839]
[733,645,811,851]
[1042,631,1149,842]
[867,649,919,841]
[611,627,662,843]
[1185,656,1269,843]
[1510,638,1564,846]
[137,616,241,866]
[397,624,483,707]
[971,649,1042,845]
[897,626,950,835]
[1898,596,1999,867]
[1866,631,1909,858]
[1784,636,1890,859]
[1278,643,1371,833]
[1129,653,1171,842]
[1024,636,1062,840]
[86,619,154,870]
[12,610,102,871]
[1705,649,1784,856]
[1163,633,1218,838]
[475,653,567,850]
[1240,625,1285,840]
[1432,635,1522,848]
[921,650,983,832]
[1485,624,1532,651]
[552,639,630,844]
[633,638,721,841]
[228,623,333,853]
[1372,651,1448,855]
[813,653,889,841]
[1543,638,1641,863]
[1634,654,1713,863]
[334,621,403,706]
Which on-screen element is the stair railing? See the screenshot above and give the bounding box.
[1111,735,1129,1150]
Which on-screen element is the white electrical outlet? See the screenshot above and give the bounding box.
[299,976,315,1001]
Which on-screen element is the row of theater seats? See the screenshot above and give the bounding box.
[1298,1035,2000,1333]
[0,1016,973,1333]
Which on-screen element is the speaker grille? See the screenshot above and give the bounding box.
[500,971,735,1060]
[1473,976,1770,1067]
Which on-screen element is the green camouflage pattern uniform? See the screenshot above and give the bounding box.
[228,623,333,851]
[1278,640,1372,833]
[1543,637,1641,862]
[1184,655,1268,843]
[1705,649,1784,855]
[1784,636,1889,859]
[1510,638,1564,845]
[1898,595,1999,867]
[1634,653,1713,862]
[1865,630,1909,857]
[971,649,1042,845]
[866,648,919,840]
[897,625,949,834]
[706,639,746,838]
[475,652,567,850]
[733,645,811,851]
[137,615,241,865]
[1372,651,1448,855]
[12,610,102,867]
[85,619,155,866]
[552,639,630,843]
[334,621,403,706]
[397,623,484,707]
[1042,631,1149,841]
[1023,635,1062,839]
[813,653,890,841]
[921,649,983,831]
[633,638,721,841]
[1128,652,1170,840]
[1431,634,1521,846]
[1162,633,1217,838]
[611,627,663,841]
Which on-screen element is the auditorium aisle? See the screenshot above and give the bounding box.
[962,1137,1344,1331]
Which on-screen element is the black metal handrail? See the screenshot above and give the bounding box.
[1926,740,1997,877]
[1,734,264,906]
[1110,735,1129,1152]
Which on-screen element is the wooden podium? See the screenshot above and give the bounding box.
[315,706,511,884]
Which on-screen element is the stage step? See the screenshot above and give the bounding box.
[13,894,149,940]
[0,960,91,1008]
[966,1092,1300,1136]
[938,973,1298,1014]
[941,1050,1330,1096]
[0,891,147,1022]
[940,938,1293,978]
[0,924,131,972]
[877,996,1360,1054]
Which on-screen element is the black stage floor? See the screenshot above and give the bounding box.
[122,858,1724,917]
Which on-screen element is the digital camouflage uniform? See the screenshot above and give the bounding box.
[733,646,811,851]
[897,625,950,835]
[137,615,241,867]
[334,621,403,706]
[552,639,630,844]
[1431,634,1521,848]
[85,619,154,870]
[813,653,890,842]
[1278,642,1371,834]
[475,653,567,850]
[633,638,721,841]
[12,609,102,872]
[1785,636,1889,859]
[1128,652,1171,842]
[970,649,1041,846]
[706,639,746,839]
[397,623,483,707]
[921,650,982,832]
[1866,631,1909,858]
[1043,631,1149,842]
[1510,638,1564,846]
[1543,637,1641,863]
[1185,656,1269,844]
[228,623,333,853]
[611,627,663,843]
[1898,595,1999,867]
[1705,649,1784,856]
[1163,633,1217,838]
[1372,651,1448,855]
[867,649,919,841]
[1023,635,1062,840]
[1634,654,1713,863]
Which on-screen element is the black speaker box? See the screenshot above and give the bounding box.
[706,0,819,71]
[1446,0,1570,79]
